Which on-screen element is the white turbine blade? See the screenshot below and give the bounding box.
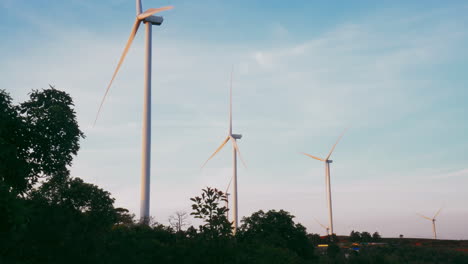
[94,19,141,126]
[229,67,233,134]
[314,218,328,229]
[325,127,348,160]
[201,136,230,168]
[231,137,247,168]
[137,6,174,20]
[136,0,142,15]
[301,152,324,162]
[225,176,233,194]
[433,208,442,219]
[417,213,432,221]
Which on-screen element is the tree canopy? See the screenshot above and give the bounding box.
[0,86,84,194]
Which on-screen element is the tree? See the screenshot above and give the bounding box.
[20,86,84,180]
[30,172,118,228]
[190,187,231,238]
[168,211,190,232]
[372,231,382,242]
[0,87,84,194]
[0,90,28,193]
[237,209,314,259]
[1,87,85,261]
[350,230,361,242]
[115,207,135,225]
[361,231,372,243]
[307,233,322,246]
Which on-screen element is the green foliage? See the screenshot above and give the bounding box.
[30,172,118,228]
[20,86,84,179]
[190,187,232,238]
[350,230,382,243]
[0,90,28,193]
[361,231,372,242]
[350,230,361,242]
[0,87,84,194]
[372,231,382,242]
[238,209,315,260]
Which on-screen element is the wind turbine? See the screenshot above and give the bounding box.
[417,208,442,239]
[201,70,246,234]
[94,0,173,223]
[301,128,347,236]
[314,218,330,236]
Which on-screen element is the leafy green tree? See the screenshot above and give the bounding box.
[237,209,314,260]
[372,231,382,242]
[1,87,85,262]
[115,207,135,226]
[0,87,84,194]
[190,187,231,238]
[307,233,322,246]
[30,173,118,228]
[20,86,84,181]
[361,231,372,243]
[350,230,361,242]
[0,90,28,193]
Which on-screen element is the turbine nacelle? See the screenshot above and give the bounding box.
[143,15,164,26]
[327,160,333,163]
[93,5,173,126]
[231,134,242,140]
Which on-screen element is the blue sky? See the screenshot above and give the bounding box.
[1,0,468,239]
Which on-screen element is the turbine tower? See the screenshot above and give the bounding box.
[202,70,246,234]
[94,0,173,223]
[301,128,347,236]
[417,208,442,239]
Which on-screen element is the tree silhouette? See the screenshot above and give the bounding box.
[168,211,190,232]
[190,187,231,238]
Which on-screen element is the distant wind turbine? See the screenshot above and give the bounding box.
[417,208,442,239]
[301,128,347,235]
[94,0,173,223]
[314,218,330,236]
[202,70,246,234]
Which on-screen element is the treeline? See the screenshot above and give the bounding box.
[349,230,382,242]
[1,87,468,264]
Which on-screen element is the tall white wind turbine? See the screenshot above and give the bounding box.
[94,0,173,223]
[417,208,442,239]
[301,128,347,236]
[202,70,246,234]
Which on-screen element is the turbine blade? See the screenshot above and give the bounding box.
[325,127,348,160]
[314,218,328,229]
[417,213,432,221]
[137,6,174,20]
[225,176,233,194]
[229,67,233,134]
[201,136,230,168]
[433,208,442,219]
[94,19,141,126]
[301,152,324,162]
[231,137,247,168]
[136,0,142,15]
